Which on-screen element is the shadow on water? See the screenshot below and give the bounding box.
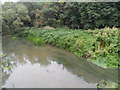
[2,36,118,88]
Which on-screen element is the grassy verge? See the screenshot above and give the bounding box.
[18,27,119,69]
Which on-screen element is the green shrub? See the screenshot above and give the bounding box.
[97,80,118,88]
[26,36,45,45]
[20,27,119,69]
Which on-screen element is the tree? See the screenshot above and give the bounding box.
[2,2,30,34]
[22,2,44,27]
[40,2,120,29]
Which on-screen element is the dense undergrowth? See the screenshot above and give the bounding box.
[18,27,119,69]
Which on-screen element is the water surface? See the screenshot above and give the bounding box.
[2,36,118,88]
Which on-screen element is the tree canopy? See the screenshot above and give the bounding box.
[2,2,120,34]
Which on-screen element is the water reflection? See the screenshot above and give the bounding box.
[2,36,118,88]
[3,60,96,88]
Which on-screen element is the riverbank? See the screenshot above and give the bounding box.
[17,27,119,69]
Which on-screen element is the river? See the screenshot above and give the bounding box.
[2,36,118,88]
